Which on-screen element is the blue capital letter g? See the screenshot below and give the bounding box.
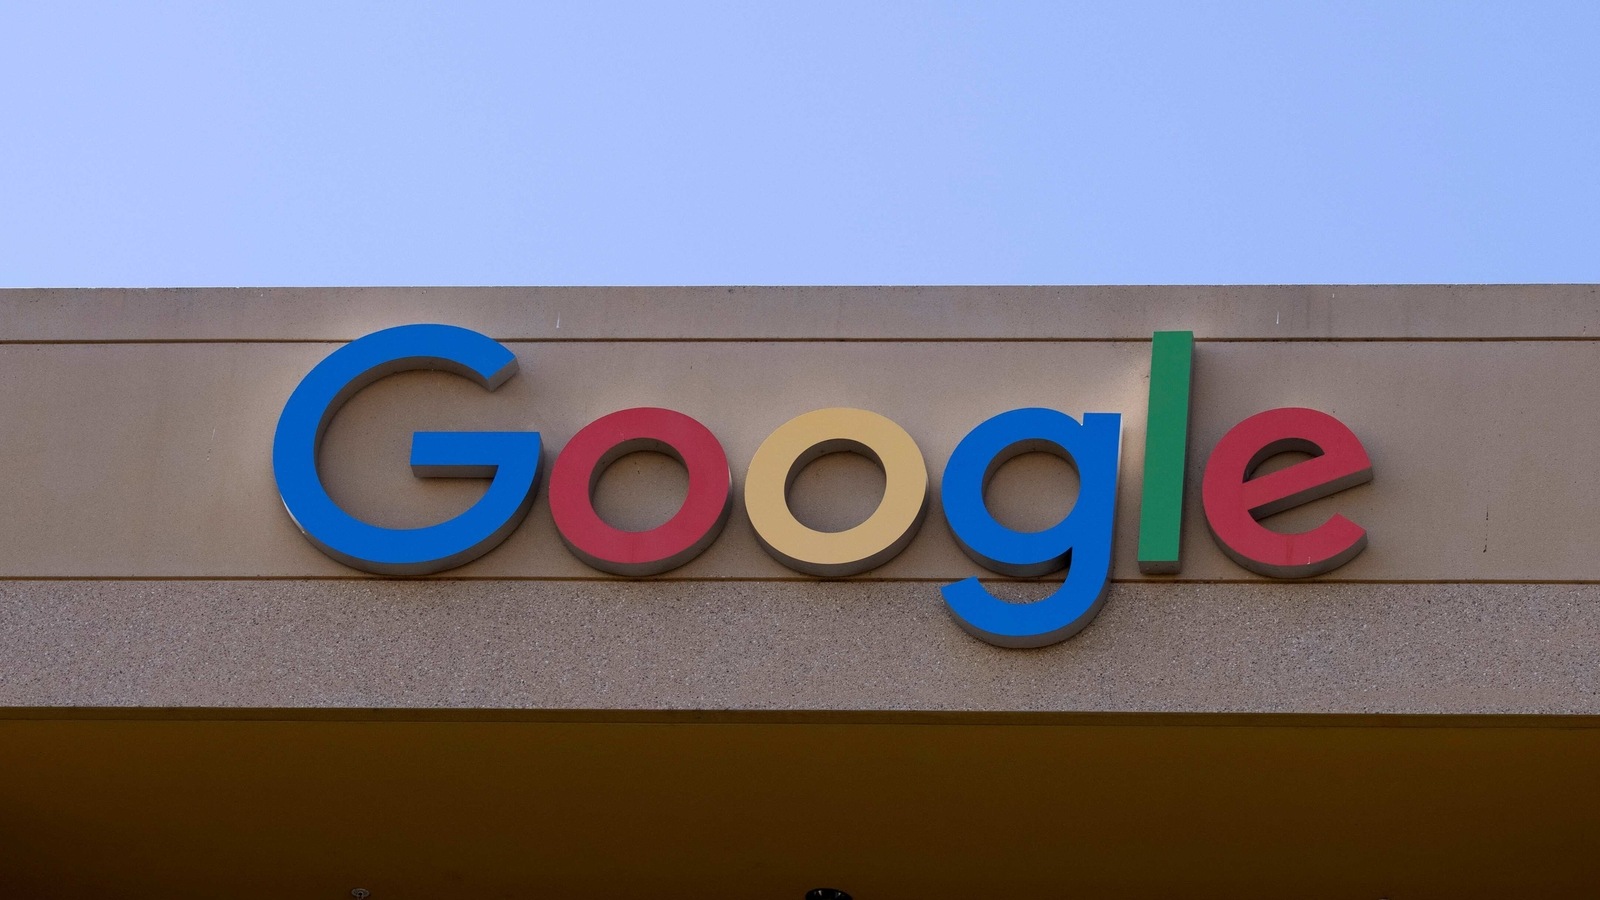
[272,324,542,575]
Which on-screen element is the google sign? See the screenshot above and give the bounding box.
[274,325,1374,648]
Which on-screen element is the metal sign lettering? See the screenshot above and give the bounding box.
[272,326,1373,647]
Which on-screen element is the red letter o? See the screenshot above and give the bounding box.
[549,408,732,576]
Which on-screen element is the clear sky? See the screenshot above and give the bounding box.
[2,2,1597,287]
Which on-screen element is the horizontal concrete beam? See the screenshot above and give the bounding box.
[4,580,1596,714]
[5,285,1600,341]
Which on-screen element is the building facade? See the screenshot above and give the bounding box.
[2,286,1598,897]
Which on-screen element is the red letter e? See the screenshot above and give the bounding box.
[1202,408,1372,578]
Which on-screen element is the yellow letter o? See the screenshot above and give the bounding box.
[744,407,929,576]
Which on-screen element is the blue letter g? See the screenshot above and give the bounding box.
[272,324,542,575]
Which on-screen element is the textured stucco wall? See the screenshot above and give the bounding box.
[1,286,1594,712]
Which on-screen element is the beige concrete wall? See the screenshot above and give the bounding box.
[0,286,1595,712]
[4,581,1597,714]
[5,284,1600,340]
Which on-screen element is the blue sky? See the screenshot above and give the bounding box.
[2,2,1597,286]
